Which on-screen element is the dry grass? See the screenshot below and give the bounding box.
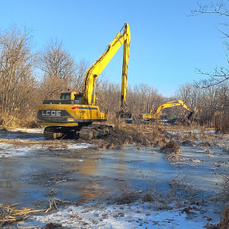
[215,112,229,134]
[115,188,141,205]
[220,173,229,204]
[0,203,44,227]
[111,174,200,213]
[207,206,229,229]
[112,173,228,229]
[0,111,39,129]
[218,205,229,229]
[168,176,195,201]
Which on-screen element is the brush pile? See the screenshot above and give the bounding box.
[92,122,170,149]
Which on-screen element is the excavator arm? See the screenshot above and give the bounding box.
[82,23,131,106]
[142,100,192,120]
[153,100,191,119]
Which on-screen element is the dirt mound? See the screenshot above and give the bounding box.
[160,139,182,154]
[91,123,169,149]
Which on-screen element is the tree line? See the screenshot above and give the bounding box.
[0,26,228,132]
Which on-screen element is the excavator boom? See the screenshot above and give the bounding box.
[82,23,131,106]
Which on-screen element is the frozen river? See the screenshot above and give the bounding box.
[0,128,228,228]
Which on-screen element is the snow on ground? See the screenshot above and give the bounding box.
[21,201,213,229]
[0,141,93,157]
[0,143,38,157]
[67,143,92,150]
[13,128,44,133]
[0,128,93,157]
[167,129,216,135]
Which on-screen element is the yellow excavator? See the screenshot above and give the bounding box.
[37,23,131,140]
[141,99,193,121]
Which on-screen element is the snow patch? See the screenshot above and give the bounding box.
[67,143,92,150]
[28,202,212,229]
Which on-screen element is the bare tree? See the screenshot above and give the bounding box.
[71,60,88,92]
[191,1,229,17]
[39,40,76,99]
[127,84,164,118]
[191,1,229,87]
[0,26,36,114]
[189,1,229,131]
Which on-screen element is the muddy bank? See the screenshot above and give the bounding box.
[87,123,229,153]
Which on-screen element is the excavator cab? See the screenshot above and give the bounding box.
[59,92,83,104]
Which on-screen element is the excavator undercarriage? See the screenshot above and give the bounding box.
[43,124,113,140]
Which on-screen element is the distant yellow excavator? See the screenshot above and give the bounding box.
[141,99,193,121]
[37,23,131,140]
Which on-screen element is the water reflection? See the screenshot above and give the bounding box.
[0,144,227,207]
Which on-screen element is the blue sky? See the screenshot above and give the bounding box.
[0,0,228,97]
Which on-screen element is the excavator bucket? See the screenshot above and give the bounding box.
[187,111,194,120]
[116,110,132,123]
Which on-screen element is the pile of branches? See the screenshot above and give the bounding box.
[92,123,169,149]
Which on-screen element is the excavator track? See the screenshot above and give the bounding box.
[43,127,65,140]
[79,124,113,140]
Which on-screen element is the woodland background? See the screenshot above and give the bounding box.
[0,25,228,132]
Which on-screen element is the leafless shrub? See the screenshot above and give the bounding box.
[112,175,200,212]
[142,192,156,202]
[0,26,37,115]
[215,108,229,134]
[43,222,63,229]
[168,175,195,201]
[175,83,229,129]
[220,173,229,203]
[115,187,140,205]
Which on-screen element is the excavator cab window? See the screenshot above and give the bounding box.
[74,94,82,104]
[60,93,71,100]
